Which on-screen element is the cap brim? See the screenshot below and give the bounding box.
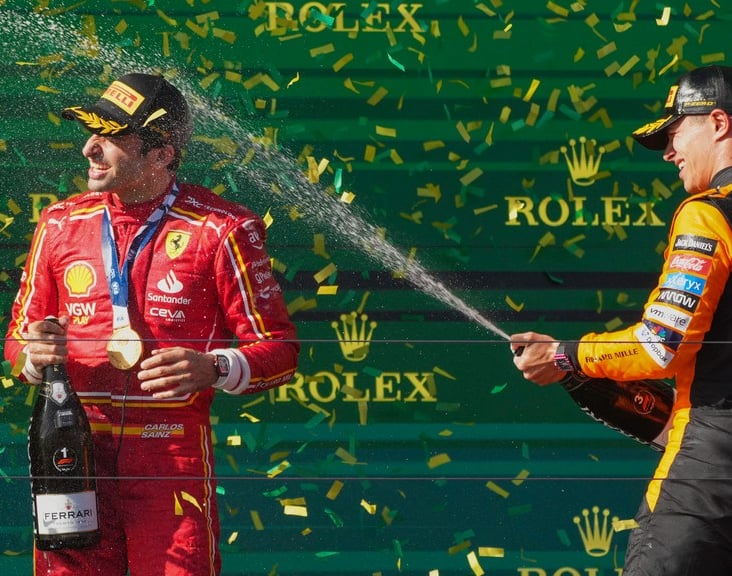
[631,114,681,150]
[61,105,132,136]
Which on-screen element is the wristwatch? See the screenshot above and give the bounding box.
[213,354,230,379]
[553,343,577,373]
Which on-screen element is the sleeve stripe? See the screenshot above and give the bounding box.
[225,231,272,340]
[9,222,48,344]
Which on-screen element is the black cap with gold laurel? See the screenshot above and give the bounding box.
[632,65,732,150]
[62,73,192,150]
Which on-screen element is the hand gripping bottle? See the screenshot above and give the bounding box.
[27,319,100,550]
[560,375,675,450]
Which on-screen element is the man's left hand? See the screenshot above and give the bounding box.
[138,347,217,399]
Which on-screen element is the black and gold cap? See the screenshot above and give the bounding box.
[632,65,732,150]
[62,72,192,148]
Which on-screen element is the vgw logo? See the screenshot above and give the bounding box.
[517,506,626,575]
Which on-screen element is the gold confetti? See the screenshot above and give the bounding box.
[266,460,291,478]
[505,295,524,312]
[547,2,570,18]
[432,366,456,380]
[284,505,308,517]
[423,140,445,151]
[459,167,483,186]
[314,262,337,284]
[478,547,505,557]
[655,6,671,26]
[375,125,397,138]
[596,42,617,59]
[486,481,510,498]
[335,447,358,464]
[512,469,530,486]
[360,499,377,515]
[332,53,354,72]
[181,491,202,512]
[467,550,485,576]
[427,453,451,469]
[367,86,389,106]
[326,480,344,500]
[613,518,639,532]
[702,53,726,64]
[523,78,540,101]
[310,43,335,57]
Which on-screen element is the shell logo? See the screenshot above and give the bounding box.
[64,262,97,298]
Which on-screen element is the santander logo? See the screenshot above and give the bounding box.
[157,270,184,294]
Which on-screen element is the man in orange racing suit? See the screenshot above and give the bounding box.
[5,72,299,575]
[511,65,732,575]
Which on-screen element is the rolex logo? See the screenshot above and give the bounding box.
[331,311,377,362]
[561,136,605,186]
[573,506,617,557]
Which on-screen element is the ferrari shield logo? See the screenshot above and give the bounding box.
[165,231,191,260]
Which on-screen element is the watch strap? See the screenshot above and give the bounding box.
[209,348,251,394]
[554,341,582,375]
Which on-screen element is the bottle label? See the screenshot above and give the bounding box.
[49,380,69,406]
[34,491,99,535]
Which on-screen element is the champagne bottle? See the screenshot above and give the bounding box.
[28,333,100,550]
[560,375,675,450]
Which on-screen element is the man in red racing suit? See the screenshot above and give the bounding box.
[511,65,732,575]
[5,73,299,575]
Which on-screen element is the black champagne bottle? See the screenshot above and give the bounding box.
[28,360,100,550]
[560,375,675,450]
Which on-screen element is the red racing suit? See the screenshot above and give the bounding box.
[5,182,299,575]
[564,181,732,574]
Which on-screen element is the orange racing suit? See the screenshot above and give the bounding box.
[561,176,732,574]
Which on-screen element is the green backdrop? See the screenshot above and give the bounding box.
[0,0,724,574]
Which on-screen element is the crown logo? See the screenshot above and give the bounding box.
[561,136,605,186]
[331,311,377,362]
[573,506,617,557]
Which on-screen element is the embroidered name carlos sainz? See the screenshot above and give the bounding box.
[141,423,185,438]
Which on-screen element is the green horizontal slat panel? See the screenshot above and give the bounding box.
[0,1,725,573]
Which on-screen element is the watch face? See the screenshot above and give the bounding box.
[215,355,230,377]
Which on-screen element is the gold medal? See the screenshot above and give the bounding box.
[107,326,143,370]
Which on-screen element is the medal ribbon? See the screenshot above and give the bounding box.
[101,183,179,329]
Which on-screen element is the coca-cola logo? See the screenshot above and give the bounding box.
[669,254,712,275]
[632,389,656,415]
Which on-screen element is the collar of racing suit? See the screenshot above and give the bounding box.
[710,165,732,189]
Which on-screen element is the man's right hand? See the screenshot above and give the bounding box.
[509,331,567,386]
[25,316,69,370]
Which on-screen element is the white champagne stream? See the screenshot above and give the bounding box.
[1,10,510,341]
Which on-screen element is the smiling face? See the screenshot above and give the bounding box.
[81,132,175,204]
[662,112,731,194]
